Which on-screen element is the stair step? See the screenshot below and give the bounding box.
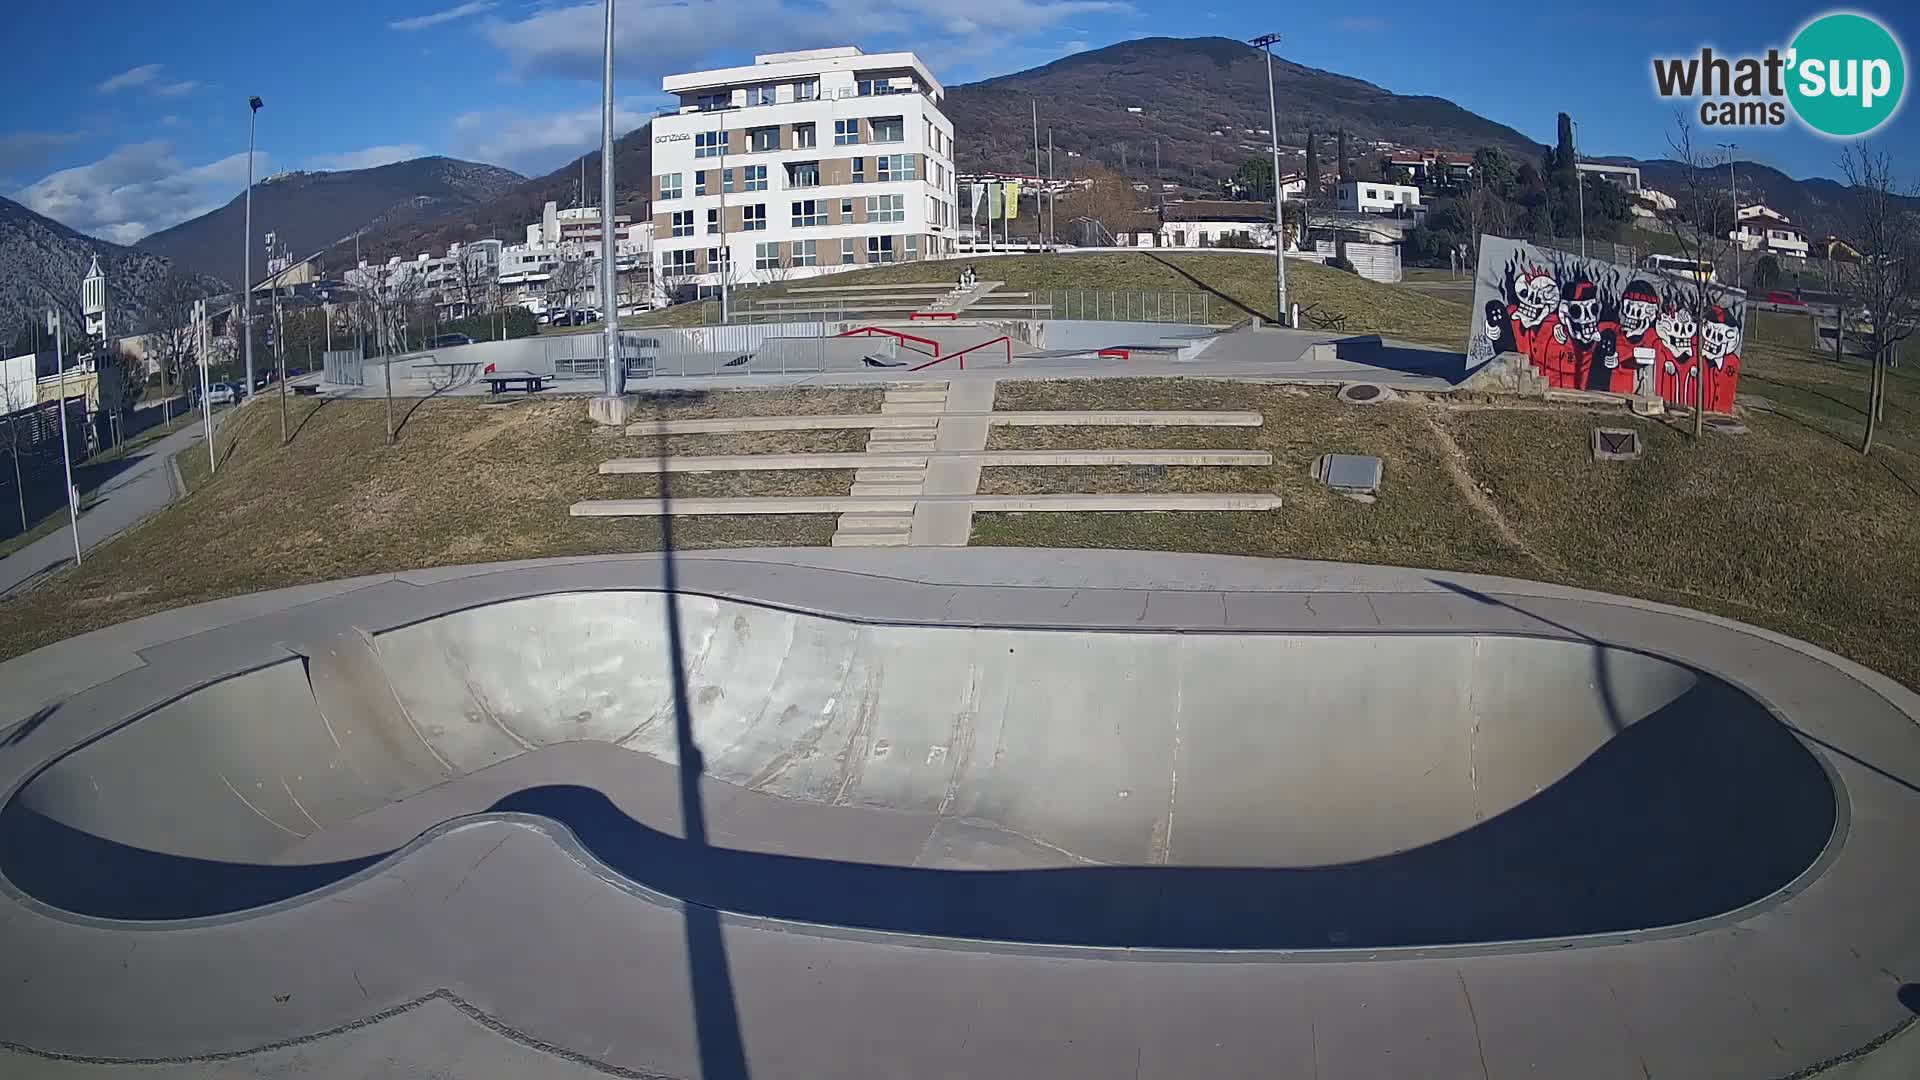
[884,389,949,403]
[869,428,941,443]
[832,530,913,547]
[854,468,928,484]
[836,511,915,531]
[881,402,946,415]
[850,482,924,497]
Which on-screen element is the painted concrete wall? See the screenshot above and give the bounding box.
[1468,235,1747,412]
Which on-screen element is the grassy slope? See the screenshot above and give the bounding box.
[621,253,1470,345]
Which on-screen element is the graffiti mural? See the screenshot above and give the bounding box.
[1466,235,1744,411]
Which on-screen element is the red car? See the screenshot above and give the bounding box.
[1766,291,1805,306]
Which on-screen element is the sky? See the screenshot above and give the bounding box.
[3,0,1915,246]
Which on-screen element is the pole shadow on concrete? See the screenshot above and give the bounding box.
[1428,578,1628,735]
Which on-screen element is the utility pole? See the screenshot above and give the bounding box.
[1047,128,1055,251]
[47,309,81,565]
[718,124,730,321]
[244,96,262,402]
[1571,119,1586,258]
[1718,142,1741,288]
[1251,33,1289,327]
[194,300,215,474]
[1032,99,1041,248]
[274,258,288,443]
[599,0,623,398]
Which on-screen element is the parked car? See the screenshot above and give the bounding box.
[1766,291,1805,306]
[205,384,237,406]
[428,333,475,349]
[549,309,599,327]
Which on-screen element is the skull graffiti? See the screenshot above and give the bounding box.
[1514,271,1559,327]
[1657,306,1697,358]
[1562,280,1603,344]
[1619,280,1661,338]
[1700,306,1740,366]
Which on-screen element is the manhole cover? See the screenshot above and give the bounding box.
[1346,384,1381,401]
[1592,428,1643,462]
[1337,383,1395,406]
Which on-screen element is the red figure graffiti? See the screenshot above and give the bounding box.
[1604,280,1665,396]
[1698,304,1743,413]
[1654,305,1699,406]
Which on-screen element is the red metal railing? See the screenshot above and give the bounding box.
[837,325,939,357]
[910,335,1012,371]
[909,311,959,321]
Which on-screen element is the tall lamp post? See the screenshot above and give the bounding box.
[1717,142,1741,288]
[1250,33,1289,327]
[46,309,81,565]
[243,95,262,402]
[1570,119,1586,258]
[587,0,629,423]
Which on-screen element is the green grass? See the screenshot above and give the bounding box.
[623,253,1471,345]
[0,388,880,663]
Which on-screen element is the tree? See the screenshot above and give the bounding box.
[1473,147,1517,199]
[0,367,36,532]
[546,253,591,316]
[1386,165,1413,187]
[138,273,203,422]
[1235,156,1274,201]
[1834,145,1920,455]
[451,247,492,321]
[380,265,426,443]
[1753,253,1783,294]
[1660,113,1738,440]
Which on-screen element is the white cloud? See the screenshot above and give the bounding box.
[482,0,1130,82]
[306,144,427,171]
[1063,39,1089,52]
[391,1,496,30]
[0,131,82,173]
[154,80,199,97]
[160,115,180,126]
[451,102,648,175]
[97,64,162,94]
[1338,16,1391,31]
[13,141,263,244]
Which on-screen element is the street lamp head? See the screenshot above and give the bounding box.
[249,96,264,112]
[1250,33,1282,49]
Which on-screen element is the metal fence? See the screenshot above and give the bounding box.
[1039,289,1212,324]
[545,323,841,380]
[321,348,364,387]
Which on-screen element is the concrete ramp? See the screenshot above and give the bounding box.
[0,592,1836,945]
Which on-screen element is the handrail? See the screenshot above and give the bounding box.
[837,325,939,357]
[910,335,1011,371]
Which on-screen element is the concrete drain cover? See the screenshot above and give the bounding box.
[1338,383,1395,405]
[1313,453,1383,495]
[1705,416,1749,435]
[1592,428,1643,462]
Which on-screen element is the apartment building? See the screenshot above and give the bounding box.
[1336,180,1424,218]
[650,46,959,299]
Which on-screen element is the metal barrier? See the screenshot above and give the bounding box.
[321,349,364,387]
[545,324,837,380]
[1039,290,1211,324]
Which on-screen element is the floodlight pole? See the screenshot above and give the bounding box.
[244,96,262,401]
[1252,33,1289,327]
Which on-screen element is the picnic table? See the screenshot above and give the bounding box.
[484,370,547,394]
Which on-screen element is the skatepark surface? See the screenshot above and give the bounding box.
[1,548,1916,1078]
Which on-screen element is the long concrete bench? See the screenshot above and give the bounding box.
[624,411,1263,436]
[600,449,1274,473]
[572,493,1283,517]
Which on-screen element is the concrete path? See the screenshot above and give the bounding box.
[0,409,220,598]
[0,549,1915,1079]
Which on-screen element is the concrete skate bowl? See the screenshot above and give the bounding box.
[0,592,1838,951]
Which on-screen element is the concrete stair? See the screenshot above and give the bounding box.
[832,384,945,547]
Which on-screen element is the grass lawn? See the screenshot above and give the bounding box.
[0,388,881,662]
[619,253,1470,346]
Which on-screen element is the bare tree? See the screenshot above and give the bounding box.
[1661,114,1738,440]
[1833,146,1919,455]
[380,264,427,443]
[139,274,201,423]
[450,248,491,323]
[0,369,36,532]
[546,253,591,317]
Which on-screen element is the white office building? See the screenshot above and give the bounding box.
[1336,180,1423,217]
[650,46,959,299]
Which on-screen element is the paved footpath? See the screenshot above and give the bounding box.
[0,409,220,597]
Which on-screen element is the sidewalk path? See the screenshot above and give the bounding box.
[0,410,220,598]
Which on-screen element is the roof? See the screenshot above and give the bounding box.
[1160,200,1275,224]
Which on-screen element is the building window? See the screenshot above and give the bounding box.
[871,116,904,143]
[786,161,819,188]
[660,173,683,200]
[867,235,896,263]
[742,165,767,191]
[794,123,816,149]
[706,246,731,271]
[743,204,766,231]
[795,79,818,101]
[904,235,918,260]
[842,238,856,264]
[696,92,729,111]
[877,154,916,182]
[853,157,865,184]
[755,242,782,271]
[834,119,860,145]
[670,210,694,237]
[722,168,735,193]
[840,197,855,220]
[749,126,779,153]
[707,209,720,235]
[791,200,827,227]
[695,171,708,196]
[663,249,696,273]
[792,239,817,267]
[747,84,775,107]
[694,131,729,159]
[857,79,882,97]
[867,194,904,223]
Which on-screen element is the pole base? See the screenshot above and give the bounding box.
[588,394,638,427]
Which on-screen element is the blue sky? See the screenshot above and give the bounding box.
[3,1,1914,244]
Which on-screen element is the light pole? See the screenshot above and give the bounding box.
[243,95,262,402]
[718,123,730,322]
[596,0,625,407]
[1251,33,1289,327]
[46,309,81,565]
[1718,142,1741,288]
[1570,119,1586,258]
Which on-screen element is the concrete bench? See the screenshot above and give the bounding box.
[484,370,547,394]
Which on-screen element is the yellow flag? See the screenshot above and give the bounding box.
[1006,182,1021,218]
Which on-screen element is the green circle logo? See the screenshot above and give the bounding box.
[1787,12,1906,137]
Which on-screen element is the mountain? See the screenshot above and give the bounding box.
[332,130,653,268]
[1612,157,1919,236]
[136,156,524,286]
[943,37,1544,181]
[0,195,210,350]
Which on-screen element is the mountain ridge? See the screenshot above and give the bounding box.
[0,195,212,351]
